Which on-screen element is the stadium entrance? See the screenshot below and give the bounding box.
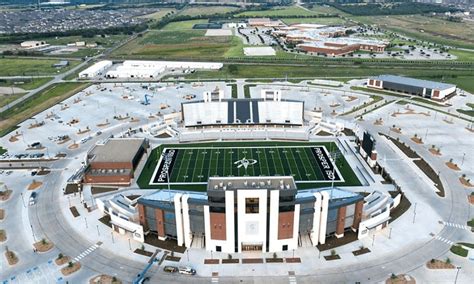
[242,243,263,251]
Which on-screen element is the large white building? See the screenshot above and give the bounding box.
[105,60,223,79]
[79,60,113,79]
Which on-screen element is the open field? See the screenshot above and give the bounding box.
[351,15,474,49]
[0,77,52,91]
[282,17,348,26]
[236,6,318,17]
[138,141,360,190]
[112,30,243,59]
[184,64,474,82]
[139,8,176,20]
[0,58,80,76]
[35,34,128,48]
[160,19,209,31]
[0,92,24,108]
[309,4,346,15]
[0,82,89,137]
[177,5,238,17]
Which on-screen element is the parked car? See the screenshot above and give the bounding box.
[29,192,37,206]
[163,266,178,273]
[178,266,196,275]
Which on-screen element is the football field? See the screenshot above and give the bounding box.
[147,144,346,186]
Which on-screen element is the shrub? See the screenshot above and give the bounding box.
[58,253,63,259]
[391,273,397,279]
[41,238,47,245]
[228,254,232,259]
[430,258,435,263]
[68,261,73,268]
[141,244,145,250]
[330,249,336,256]
[273,252,277,259]
[446,257,451,264]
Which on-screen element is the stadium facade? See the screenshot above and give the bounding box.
[137,176,363,253]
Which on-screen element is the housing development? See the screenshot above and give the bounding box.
[0,1,473,284]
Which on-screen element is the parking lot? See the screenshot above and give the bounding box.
[0,82,232,158]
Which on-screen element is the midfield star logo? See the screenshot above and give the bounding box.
[234,157,258,169]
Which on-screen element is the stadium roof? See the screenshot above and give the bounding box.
[371,75,456,90]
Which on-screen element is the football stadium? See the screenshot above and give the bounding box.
[138,141,360,189]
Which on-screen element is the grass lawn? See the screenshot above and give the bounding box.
[0,93,24,109]
[449,49,474,62]
[160,19,209,31]
[0,58,80,76]
[457,103,474,117]
[282,17,347,26]
[450,244,468,257]
[177,5,238,17]
[0,82,89,137]
[112,30,243,60]
[227,83,237,98]
[421,75,474,94]
[0,77,52,91]
[137,141,361,191]
[236,6,317,17]
[351,15,474,49]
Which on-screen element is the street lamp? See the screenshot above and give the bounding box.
[20,192,26,208]
[454,266,461,284]
[84,217,88,229]
[96,225,100,236]
[111,231,115,244]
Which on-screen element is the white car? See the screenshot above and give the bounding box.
[178,266,196,275]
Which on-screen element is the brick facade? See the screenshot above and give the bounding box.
[210,212,227,240]
[278,211,294,240]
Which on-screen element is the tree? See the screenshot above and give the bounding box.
[58,253,64,259]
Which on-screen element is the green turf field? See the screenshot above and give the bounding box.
[138,141,361,190]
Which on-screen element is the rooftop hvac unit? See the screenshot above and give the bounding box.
[280,185,284,190]
[267,180,271,186]
[252,182,256,187]
[227,182,232,188]
[259,182,265,187]
[285,184,290,190]
[223,186,227,190]
[219,182,224,188]
[214,185,218,190]
[244,180,248,187]
[279,180,284,185]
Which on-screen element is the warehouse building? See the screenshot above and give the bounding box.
[79,60,113,79]
[84,138,147,185]
[367,75,456,100]
[105,60,223,79]
[137,176,364,253]
[181,89,304,127]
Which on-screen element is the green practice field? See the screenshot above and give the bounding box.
[138,141,361,190]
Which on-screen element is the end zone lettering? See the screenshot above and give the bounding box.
[154,149,178,183]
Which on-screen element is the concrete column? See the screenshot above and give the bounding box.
[182,195,192,248]
[335,206,346,238]
[311,192,322,246]
[319,191,329,245]
[352,200,364,231]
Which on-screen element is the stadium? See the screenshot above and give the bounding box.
[87,87,397,254]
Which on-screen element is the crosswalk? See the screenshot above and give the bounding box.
[289,271,297,284]
[443,222,471,231]
[211,272,219,283]
[73,242,102,262]
[435,236,454,246]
